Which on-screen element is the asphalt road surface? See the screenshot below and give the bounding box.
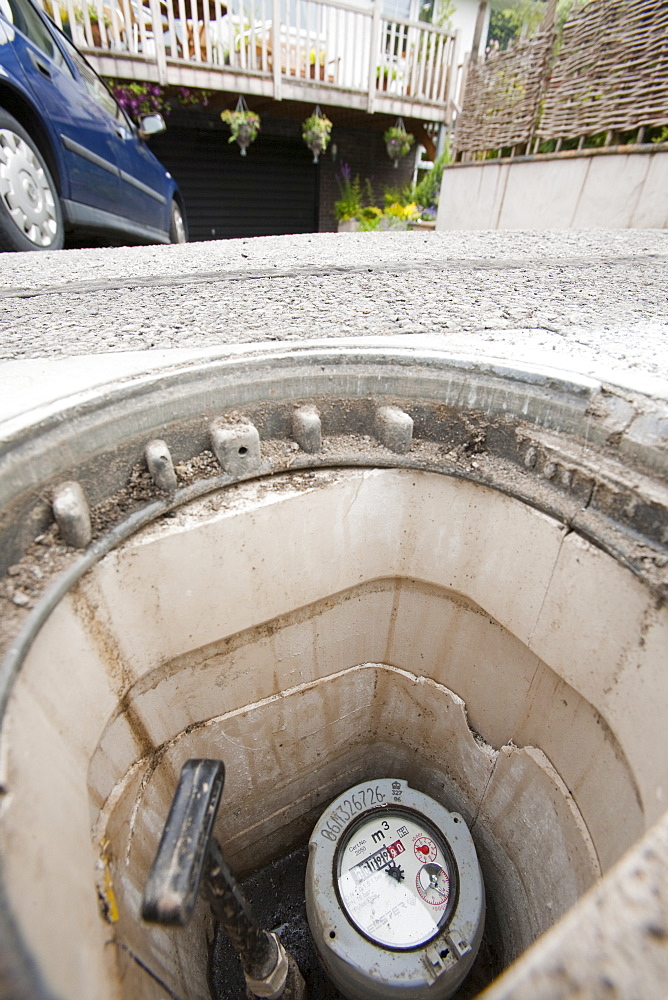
[0,230,666,390]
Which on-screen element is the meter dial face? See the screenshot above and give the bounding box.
[416,862,450,905]
[336,808,457,949]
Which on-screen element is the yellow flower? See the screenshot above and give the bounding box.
[384,202,420,220]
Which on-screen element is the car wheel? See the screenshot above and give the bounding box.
[0,109,64,252]
[169,199,186,244]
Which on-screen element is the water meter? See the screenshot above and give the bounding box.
[306,778,485,1000]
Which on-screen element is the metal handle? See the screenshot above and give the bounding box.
[141,758,305,997]
[28,50,52,78]
[141,758,225,926]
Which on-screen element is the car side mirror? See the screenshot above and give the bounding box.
[138,113,166,138]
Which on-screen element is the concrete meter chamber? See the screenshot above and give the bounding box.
[0,337,667,1000]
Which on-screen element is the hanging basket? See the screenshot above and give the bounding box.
[384,118,414,168]
[221,96,261,156]
[302,106,332,164]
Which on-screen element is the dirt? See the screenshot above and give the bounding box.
[90,465,159,535]
[0,526,73,654]
[174,449,221,483]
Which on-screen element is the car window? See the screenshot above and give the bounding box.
[57,30,126,123]
[2,0,66,69]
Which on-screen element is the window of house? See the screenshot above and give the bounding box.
[383,0,436,23]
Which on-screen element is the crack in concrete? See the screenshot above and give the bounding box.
[342,471,367,521]
[2,254,665,301]
[115,941,185,1000]
[524,523,571,684]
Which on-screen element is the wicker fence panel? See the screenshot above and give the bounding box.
[454,28,554,155]
[454,0,668,158]
[538,0,668,139]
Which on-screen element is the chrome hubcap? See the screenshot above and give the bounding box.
[172,204,186,243]
[0,128,58,247]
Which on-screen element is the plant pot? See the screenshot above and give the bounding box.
[237,123,251,155]
[308,140,323,163]
[337,219,360,232]
[386,140,405,167]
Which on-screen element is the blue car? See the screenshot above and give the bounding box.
[0,0,186,250]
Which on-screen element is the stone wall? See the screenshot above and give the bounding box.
[437,147,668,230]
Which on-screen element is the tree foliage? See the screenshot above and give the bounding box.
[487,0,592,50]
[487,0,544,49]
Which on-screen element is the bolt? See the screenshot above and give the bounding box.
[375,406,413,454]
[291,406,322,453]
[524,447,538,469]
[145,439,177,493]
[52,481,92,549]
[210,420,261,476]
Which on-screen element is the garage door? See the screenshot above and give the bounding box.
[150,126,318,241]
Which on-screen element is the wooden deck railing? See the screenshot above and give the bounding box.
[39,0,460,116]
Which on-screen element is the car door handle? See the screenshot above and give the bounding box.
[29,50,52,78]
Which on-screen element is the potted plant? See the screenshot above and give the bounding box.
[380,201,420,229]
[107,80,169,118]
[308,49,326,80]
[384,119,414,168]
[302,107,332,163]
[45,1,110,47]
[376,65,398,92]
[106,81,212,120]
[221,96,261,156]
[334,163,362,230]
[83,4,109,47]
[334,165,376,231]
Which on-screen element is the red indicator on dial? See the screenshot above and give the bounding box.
[414,836,437,863]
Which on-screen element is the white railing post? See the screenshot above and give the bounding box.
[446,28,461,122]
[148,0,168,81]
[367,0,381,112]
[272,0,282,99]
[69,0,461,115]
[120,0,136,56]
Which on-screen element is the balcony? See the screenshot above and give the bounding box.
[38,0,461,120]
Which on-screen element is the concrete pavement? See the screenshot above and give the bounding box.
[0,230,666,392]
